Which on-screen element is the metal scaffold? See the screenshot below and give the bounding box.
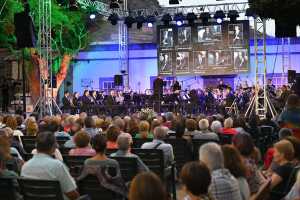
[281,37,291,84]
[245,17,277,119]
[33,0,61,117]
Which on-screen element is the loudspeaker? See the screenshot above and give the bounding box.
[288,70,296,83]
[292,77,300,96]
[275,19,296,38]
[114,75,123,86]
[14,11,37,48]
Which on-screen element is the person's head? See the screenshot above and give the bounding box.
[84,90,89,96]
[95,118,104,129]
[199,142,224,171]
[15,115,24,127]
[278,128,293,140]
[91,134,107,154]
[139,121,150,133]
[180,161,211,197]
[150,119,161,132]
[222,145,247,178]
[286,94,299,109]
[36,132,57,154]
[153,126,168,140]
[64,91,69,97]
[129,172,167,200]
[5,116,17,130]
[175,120,186,138]
[284,136,300,162]
[74,131,91,148]
[117,133,132,151]
[106,125,121,142]
[84,117,96,129]
[224,117,233,128]
[113,118,125,132]
[26,121,39,136]
[198,119,209,131]
[0,135,11,168]
[185,119,197,132]
[47,119,60,132]
[165,112,174,122]
[74,92,80,98]
[128,119,139,135]
[232,133,255,157]
[273,140,294,164]
[210,120,222,134]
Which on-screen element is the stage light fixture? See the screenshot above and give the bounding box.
[214,10,225,24]
[174,13,184,26]
[89,14,96,20]
[245,8,255,20]
[108,13,119,25]
[228,10,239,22]
[110,0,119,9]
[146,15,156,28]
[161,13,172,26]
[135,15,145,29]
[124,16,135,28]
[169,0,179,5]
[186,12,197,25]
[200,12,211,24]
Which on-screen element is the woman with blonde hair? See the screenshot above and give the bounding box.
[135,121,153,139]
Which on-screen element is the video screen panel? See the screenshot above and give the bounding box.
[157,20,250,76]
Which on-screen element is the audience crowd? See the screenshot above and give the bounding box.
[0,94,300,200]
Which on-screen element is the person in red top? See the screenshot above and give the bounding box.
[106,125,120,149]
[69,131,96,156]
[221,117,238,135]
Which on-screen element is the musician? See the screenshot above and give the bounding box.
[116,91,125,105]
[218,80,227,91]
[224,87,235,107]
[62,91,72,112]
[153,75,164,100]
[267,79,276,97]
[172,78,181,93]
[81,90,92,107]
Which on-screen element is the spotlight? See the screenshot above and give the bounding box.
[186,12,197,25]
[108,13,119,25]
[200,12,211,24]
[174,13,184,26]
[146,15,156,28]
[110,0,119,9]
[169,0,179,4]
[214,10,225,24]
[245,8,255,19]
[161,13,172,26]
[124,15,135,28]
[135,15,145,29]
[89,14,96,20]
[228,10,239,22]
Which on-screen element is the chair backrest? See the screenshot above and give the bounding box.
[0,177,18,200]
[63,155,92,177]
[192,139,219,160]
[132,148,164,179]
[18,178,64,200]
[105,148,118,156]
[56,137,70,147]
[77,175,120,200]
[21,136,36,153]
[110,156,138,182]
[132,138,152,148]
[164,138,192,171]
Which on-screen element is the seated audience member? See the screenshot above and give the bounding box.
[113,118,126,134]
[128,119,139,137]
[106,125,121,149]
[3,127,25,159]
[84,116,98,138]
[193,119,219,141]
[64,121,83,149]
[233,133,266,194]
[221,117,238,135]
[267,140,295,200]
[135,120,153,139]
[21,131,80,200]
[26,120,39,136]
[141,126,174,175]
[173,119,186,139]
[69,131,96,156]
[285,136,300,165]
[150,119,161,135]
[31,132,63,161]
[47,119,71,139]
[84,134,121,174]
[6,116,23,137]
[210,120,223,134]
[180,161,213,200]
[184,118,199,140]
[111,133,149,172]
[199,142,242,200]
[222,145,250,200]
[129,172,167,200]
[0,135,22,200]
[285,170,300,200]
[278,94,300,138]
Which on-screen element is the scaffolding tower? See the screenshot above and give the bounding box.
[281,37,291,85]
[245,17,277,119]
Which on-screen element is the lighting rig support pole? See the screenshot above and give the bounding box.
[118,0,129,90]
[245,17,277,119]
[281,37,291,84]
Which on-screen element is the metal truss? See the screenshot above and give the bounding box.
[245,17,277,119]
[281,37,291,84]
[76,0,111,17]
[0,0,8,17]
[34,0,61,116]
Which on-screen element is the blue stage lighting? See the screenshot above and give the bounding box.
[89,14,96,20]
